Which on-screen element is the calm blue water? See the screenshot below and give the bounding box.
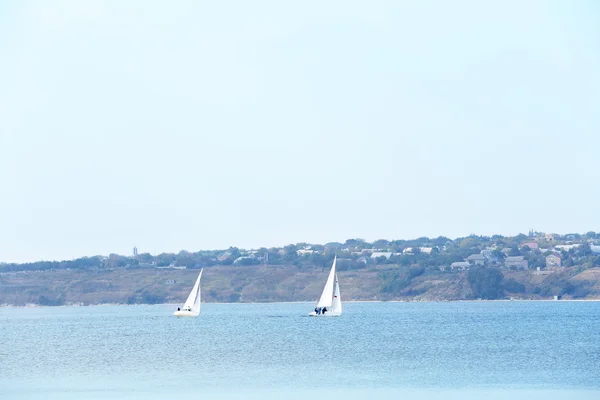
[1,301,599,399]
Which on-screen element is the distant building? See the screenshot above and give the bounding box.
[545,233,557,242]
[591,245,600,254]
[480,250,498,263]
[450,261,470,271]
[504,256,529,269]
[362,249,386,254]
[165,279,176,285]
[357,256,369,265]
[297,249,316,256]
[546,253,562,269]
[466,254,486,266]
[371,252,393,259]
[138,262,155,268]
[133,247,138,257]
[521,242,538,250]
[404,247,433,254]
[554,244,581,252]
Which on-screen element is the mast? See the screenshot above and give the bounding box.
[331,274,342,312]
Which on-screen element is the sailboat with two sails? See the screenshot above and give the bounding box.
[309,256,342,317]
[174,269,203,317]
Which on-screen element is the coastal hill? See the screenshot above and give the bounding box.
[2,231,600,305]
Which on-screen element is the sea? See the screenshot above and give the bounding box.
[1,301,599,400]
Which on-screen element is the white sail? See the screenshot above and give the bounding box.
[331,274,342,313]
[191,269,202,313]
[183,269,202,311]
[316,256,336,308]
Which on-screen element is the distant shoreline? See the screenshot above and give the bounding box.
[3,298,600,308]
[2,264,599,307]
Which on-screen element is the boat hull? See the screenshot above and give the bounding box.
[308,311,341,317]
[173,310,199,317]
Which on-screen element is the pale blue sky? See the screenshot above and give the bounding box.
[1,0,599,262]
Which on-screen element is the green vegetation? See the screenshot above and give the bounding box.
[1,231,599,305]
[503,278,526,293]
[467,268,504,299]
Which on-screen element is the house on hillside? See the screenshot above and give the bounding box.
[466,254,486,266]
[370,252,393,260]
[404,247,433,254]
[362,248,386,254]
[504,256,529,269]
[521,242,539,250]
[480,250,498,264]
[554,244,581,252]
[591,245,600,254]
[297,249,316,256]
[450,261,470,271]
[545,233,557,242]
[546,253,562,269]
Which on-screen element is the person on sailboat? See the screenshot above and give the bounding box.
[322,307,327,315]
[177,307,180,311]
[314,307,319,314]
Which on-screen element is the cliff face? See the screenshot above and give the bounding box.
[1,265,599,306]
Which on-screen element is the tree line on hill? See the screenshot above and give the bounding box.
[2,232,599,275]
[2,231,599,305]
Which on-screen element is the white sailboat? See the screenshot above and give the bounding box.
[309,256,342,317]
[174,269,203,317]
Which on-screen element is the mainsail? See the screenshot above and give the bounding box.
[316,256,336,308]
[183,269,203,312]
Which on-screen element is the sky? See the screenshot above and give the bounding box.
[1,0,599,262]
